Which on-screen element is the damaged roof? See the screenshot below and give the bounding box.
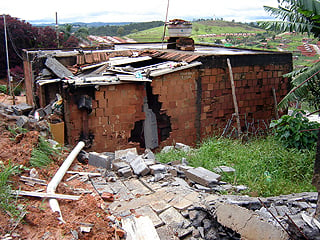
[26,42,284,88]
[36,54,202,87]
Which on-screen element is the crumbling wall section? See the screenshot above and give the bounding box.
[66,83,146,152]
[199,54,292,138]
[152,69,199,147]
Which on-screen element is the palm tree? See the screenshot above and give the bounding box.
[259,0,320,220]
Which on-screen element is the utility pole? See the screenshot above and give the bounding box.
[3,14,14,104]
[55,12,59,48]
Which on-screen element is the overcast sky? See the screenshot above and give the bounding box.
[2,0,278,24]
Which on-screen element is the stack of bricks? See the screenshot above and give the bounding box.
[66,83,145,152]
[151,69,199,147]
[200,63,291,138]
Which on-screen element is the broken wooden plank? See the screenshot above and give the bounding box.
[45,57,74,78]
[122,216,160,240]
[227,58,242,136]
[11,190,81,200]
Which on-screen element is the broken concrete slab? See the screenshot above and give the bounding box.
[185,167,221,187]
[88,152,112,169]
[159,207,193,238]
[134,205,164,227]
[122,216,160,240]
[130,155,150,176]
[123,178,152,196]
[93,184,113,195]
[171,195,193,210]
[149,200,171,214]
[215,202,287,240]
[107,180,134,201]
[156,225,178,240]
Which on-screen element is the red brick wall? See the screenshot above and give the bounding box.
[65,61,291,151]
[200,63,291,138]
[152,69,199,147]
[65,83,145,152]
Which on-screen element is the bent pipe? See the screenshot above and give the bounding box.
[46,141,85,222]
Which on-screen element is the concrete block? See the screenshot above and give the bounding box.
[144,158,156,166]
[143,148,156,160]
[175,142,191,152]
[16,116,29,128]
[112,161,130,171]
[88,152,112,169]
[115,148,137,161]
[213,165,236,174]
[118,166,133,178]
[186,167,221,187]
[130,156,150,176]
[12,103,33,116]
[149,164,167,175]
[161,146,174,153]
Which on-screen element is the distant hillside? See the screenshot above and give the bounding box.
[32,22,132,27]
[126,20,264,43]
[88,21,164,37]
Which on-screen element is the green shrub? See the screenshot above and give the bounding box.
[0,84,23,96]
[270,110,320,150]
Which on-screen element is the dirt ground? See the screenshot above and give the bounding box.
[0,105,116,239]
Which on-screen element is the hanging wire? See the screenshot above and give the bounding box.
[6,24,23,60]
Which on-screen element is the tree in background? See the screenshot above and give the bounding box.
[0,16,85,79]
[259,0,320,220]
[0,15,59,79]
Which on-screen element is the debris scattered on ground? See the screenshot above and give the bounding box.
[0,95,318,239]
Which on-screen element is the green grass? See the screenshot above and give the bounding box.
[30,136,58,168]
[156,136,316,197]
[0,162,24,218]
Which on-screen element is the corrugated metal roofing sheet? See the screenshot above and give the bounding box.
[140,50,201,63]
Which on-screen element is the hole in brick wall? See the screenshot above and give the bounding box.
[145,83,172,142]
[129,120,145,148]
[128,83,172,148]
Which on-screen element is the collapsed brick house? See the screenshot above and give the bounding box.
[22,43,292,152]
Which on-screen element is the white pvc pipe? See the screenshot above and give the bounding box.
[47,141,85,222]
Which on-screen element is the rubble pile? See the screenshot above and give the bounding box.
[82,145,320,239]
[1,100,319,239]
